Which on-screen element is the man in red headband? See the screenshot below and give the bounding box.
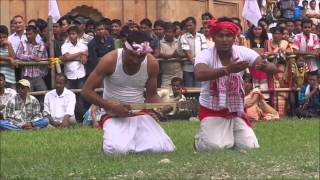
[194,17,276,151]
[82,31,175,154]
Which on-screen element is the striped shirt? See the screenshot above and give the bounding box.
[16,40,48,78]
[0,47,16,84]
[4,94,43,127]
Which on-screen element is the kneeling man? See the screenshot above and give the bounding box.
[82,31,176,154]
[194,17,276,151]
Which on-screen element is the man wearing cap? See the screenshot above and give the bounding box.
[193,17,276,151]
[0,79,49,130]
[82,31,176,154]
[73,16,93,46]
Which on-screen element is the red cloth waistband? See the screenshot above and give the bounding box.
[98,111,149,128]
[199,105,252,128]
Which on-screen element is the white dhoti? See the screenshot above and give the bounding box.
[194,117,260,151]
[102,114,176,154]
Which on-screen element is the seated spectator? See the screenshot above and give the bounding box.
[83,104,104,128]
[43,74,76,128]
[87,21,114,76]
[157,77,194,121]
[16,25,48,92]
[285,19,296,42]
[0,25,16,88]
[293,19,303,34]
[159,22,183,87]
[244,74,280,121]
[296,71,320,118]
[0,79,48,131]
[0,73,16,120]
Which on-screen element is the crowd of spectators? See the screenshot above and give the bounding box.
[0,0,319,130]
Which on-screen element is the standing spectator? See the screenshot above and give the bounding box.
[0,25,16,88]
[203,24,214,48]
[61,26,88,121]
[305,0,320,25]
[87,21,115,76]
[43,73,76,128]
[15,25,47,93]
[0,79,49,131]
[159,22,183,87]
[246,23,269,95]
[0,73,16,121]
[173,21,183,39]
[8,15,42,53]
[111,19,123,48]
[61,25,87,89]
[85,19,95,34]
[202,12,213,26]
[74,16,93,46]
[280,0,295,19]
[16,25,48,92]
[180,17,207,87]
[154,20,166,40]
[293,18,320,72]
[264,27,293,116]
[140,18,160,58]
[9,18,15,35]
[289,55,309,115]
[296,71,320,118]
[293,0,304,20]
[57,15,72,41]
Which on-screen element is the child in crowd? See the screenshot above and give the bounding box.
[244,74,280,121]
[0,25,16,89]
[289,55,309,115]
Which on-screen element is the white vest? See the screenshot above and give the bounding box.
[103,49,148,103]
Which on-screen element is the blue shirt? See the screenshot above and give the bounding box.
[299,84,320,113]
[87,36,115,76]
[293,6,304,20]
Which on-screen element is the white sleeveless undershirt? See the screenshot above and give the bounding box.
[103,48,148,103]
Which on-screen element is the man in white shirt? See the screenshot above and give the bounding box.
[194,17,276,151]
[61,25,88,121]
[43,73,76,128]
[180,17,207,87]
[8,15,43,53]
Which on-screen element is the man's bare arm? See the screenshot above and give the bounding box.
[81,50,117,111]
[145,54,162,103]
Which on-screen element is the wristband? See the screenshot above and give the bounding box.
[223,67,229,76]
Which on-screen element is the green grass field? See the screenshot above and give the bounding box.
[1,118,319,179]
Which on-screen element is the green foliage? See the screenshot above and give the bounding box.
[1,118,319,179]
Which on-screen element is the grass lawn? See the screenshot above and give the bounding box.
[0,118,319,179]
